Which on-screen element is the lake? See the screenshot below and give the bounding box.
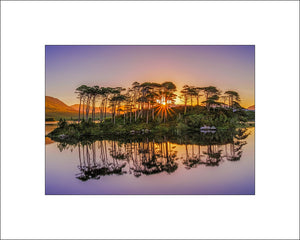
[45,125,255,195]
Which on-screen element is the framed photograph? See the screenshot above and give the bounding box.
[45,45,255,195]
[2,1,298,239]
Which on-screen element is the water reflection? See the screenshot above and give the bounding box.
[55,129,250,181]
[225,128,249,162]
[76,142,127,181]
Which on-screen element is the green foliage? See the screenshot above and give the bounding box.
[185,114,203,128]
[176,122,189,134]
[153,124,170,134]
[244,110,255,121]
[173,106,254,132]
[58,118,67,128]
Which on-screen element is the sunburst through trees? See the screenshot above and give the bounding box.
[74,81,243,125]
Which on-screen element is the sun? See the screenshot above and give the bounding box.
[162,102,166,106]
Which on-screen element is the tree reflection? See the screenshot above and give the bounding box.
[55,128,251,181]
[182,128,250,168]
[182,142,203,169]
[125,137,178,177]
[202,145,223,166]
[225,128,249,162]
[75,142,127,181]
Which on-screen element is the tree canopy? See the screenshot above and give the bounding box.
[74,81,245,125]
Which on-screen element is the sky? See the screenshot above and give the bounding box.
[46,45,254,107]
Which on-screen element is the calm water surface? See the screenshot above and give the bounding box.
[46,126,254,194]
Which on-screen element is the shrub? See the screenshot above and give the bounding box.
[58,118,67,128]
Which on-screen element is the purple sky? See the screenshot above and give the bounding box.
[46,45,254,107]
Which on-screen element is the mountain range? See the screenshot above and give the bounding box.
[46,96,104,120]
[46,96,78,119]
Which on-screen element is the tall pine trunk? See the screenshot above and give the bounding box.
[152,107,154,120]
[78,97,82,123]
[130,109,132,124]
[146,110,149,124]
[104,99,107,122]
[82,101,86,121]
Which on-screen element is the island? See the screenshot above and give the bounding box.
[47,81,255,142]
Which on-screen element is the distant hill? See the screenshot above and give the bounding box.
[46,96,78,120]
[247,105,255,111]
[70,104,81,111]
